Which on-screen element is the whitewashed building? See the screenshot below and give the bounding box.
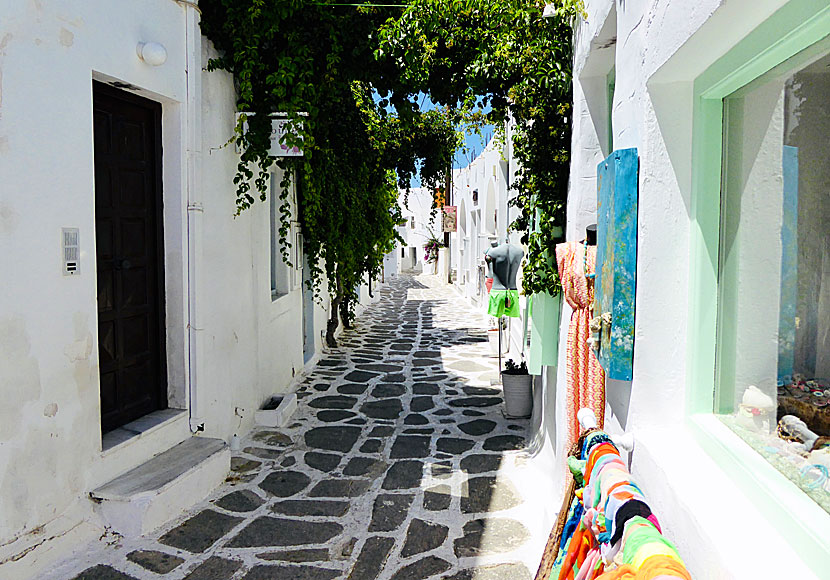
[449,135,525,355]
[530,0,830,577]
[0,2,379,578]
[395,186,438,274]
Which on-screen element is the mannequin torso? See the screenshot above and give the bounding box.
[484,241,498,279]
[486,243,524,291]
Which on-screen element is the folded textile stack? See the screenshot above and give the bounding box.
[544,430,692,580]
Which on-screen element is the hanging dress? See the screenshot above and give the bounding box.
[556,241,606,449]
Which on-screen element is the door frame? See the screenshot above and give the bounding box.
[92,80,168,431]
[302,250,315,364]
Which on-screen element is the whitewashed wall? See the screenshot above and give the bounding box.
[451,139,518,310]
[197,40,333,440]
[1,2,190,576]
[0,2,337,577]
[551,0,822,577]
[397,186,439,273]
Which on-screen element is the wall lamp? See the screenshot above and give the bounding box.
[136,42,168,66]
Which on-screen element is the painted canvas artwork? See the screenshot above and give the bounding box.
[594,148,639,381]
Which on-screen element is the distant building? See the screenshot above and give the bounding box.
[395,187,438,274]
[450,134,524,354]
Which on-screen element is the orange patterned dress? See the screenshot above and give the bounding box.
[556,241,606,448]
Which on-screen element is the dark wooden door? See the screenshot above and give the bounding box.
[93,82,167,433]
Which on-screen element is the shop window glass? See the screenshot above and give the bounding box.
[717,41,830,512]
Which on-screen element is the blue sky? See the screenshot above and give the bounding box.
[373,91,494,186]
[411,128,493,187]
[455,125,495,168]
[410,128,493,188]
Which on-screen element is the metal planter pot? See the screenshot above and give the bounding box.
[501,372,532,418]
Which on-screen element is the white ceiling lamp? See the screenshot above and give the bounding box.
[542,3,557,18]
[136,42,168,66]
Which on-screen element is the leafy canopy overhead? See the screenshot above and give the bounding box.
[199,0,580,341]
[201,0,461,344]
[377,0,581,295]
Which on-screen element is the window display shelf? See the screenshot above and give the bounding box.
[719,414,830,513]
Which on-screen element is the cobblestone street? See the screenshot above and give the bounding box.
[55,275,548,580]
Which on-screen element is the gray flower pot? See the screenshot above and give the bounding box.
[501,372,532,418]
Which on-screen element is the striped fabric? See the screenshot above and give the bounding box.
[556,241,606,448]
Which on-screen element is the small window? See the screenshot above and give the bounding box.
[716,42,830,512]
[291,227,303,291]
[410,217,415,229]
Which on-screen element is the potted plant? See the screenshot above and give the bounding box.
[423,229,444,274]
[501,359,532,418]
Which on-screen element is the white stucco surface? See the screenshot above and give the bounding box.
[561,0,826,577]
[0,2,348,576]
[450,138,521,338]
[1,3,189,575]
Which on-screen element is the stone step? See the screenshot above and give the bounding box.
[90,436,230,537]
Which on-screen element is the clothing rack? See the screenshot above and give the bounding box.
[535,409,690,580]
[577,409,635,453]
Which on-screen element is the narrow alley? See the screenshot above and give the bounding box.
[7,2,830,577]
[53,275,550,580]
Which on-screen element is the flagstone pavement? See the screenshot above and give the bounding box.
[54,274,551,580]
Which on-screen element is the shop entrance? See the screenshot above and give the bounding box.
[93,81,167,433]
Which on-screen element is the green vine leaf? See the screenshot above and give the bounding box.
[199,0,579,341]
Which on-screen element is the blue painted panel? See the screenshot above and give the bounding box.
[594,148,639,381]
[778,146,798,382]
[595,152,615,364]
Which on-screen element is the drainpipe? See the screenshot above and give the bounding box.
[180,0,205,433]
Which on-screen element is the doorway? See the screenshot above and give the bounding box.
[302,251,315,364]
[93,81,167,433]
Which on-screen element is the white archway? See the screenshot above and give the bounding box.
[458,197,469,282]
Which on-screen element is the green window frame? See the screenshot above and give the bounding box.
[686,1,830,572]
[606,66,615,155]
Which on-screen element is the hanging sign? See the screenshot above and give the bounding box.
[269,117,304,157]
[236,112,305,157]
[443,206,457,233]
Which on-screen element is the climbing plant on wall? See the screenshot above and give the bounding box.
[199,0,580,343]
[200,0,461,346]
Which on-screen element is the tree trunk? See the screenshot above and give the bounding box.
[339,297,352,330]
[326,275,342,348]
[326,297,340,347]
